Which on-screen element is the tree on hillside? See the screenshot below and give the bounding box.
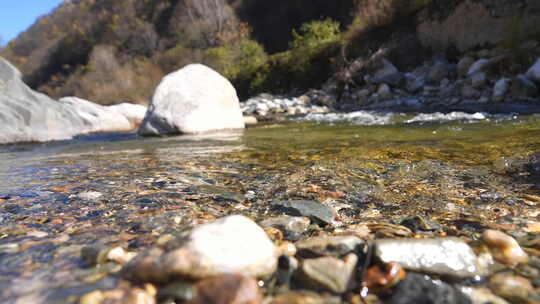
[0,35,5,50]
[170,0,239,48]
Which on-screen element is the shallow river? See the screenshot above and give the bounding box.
[1,111,540,303]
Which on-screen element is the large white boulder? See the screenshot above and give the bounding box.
[138,64,245,136]
[59,97,133,133]
[0,57,86,144]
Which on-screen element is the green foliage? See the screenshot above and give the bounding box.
[251,19,343,95]
[203,38,269,98]
[290,19,341,50]
[200,19,343,98]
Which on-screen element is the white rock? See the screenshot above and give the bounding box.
[139,64,244,135]
[59,97,133,133]
[0,57,87,144]
[375,238,487,279]
[458,56,475,77]
[108,103,148,128]
[78,191,103,201]
[492,78,510,102]
[470,72,487,88]
[468,59,490,76]
[377,84,392,100]
[372,59,400,82]
[255,102,269,115]
[162,215,276,280]
[526,58,540,83]
[243,116,258,126]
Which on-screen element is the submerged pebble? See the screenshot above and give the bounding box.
[271,200,335,226]
[260,216,311,241]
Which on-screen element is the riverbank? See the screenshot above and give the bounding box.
[241,42,540,120]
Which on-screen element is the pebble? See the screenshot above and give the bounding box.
[106,247,137,265]
[122,215,277,282]
[482,229,529,266]
[260,215,311,241]
[157,281,195,303]
[468,58,490,76]
[379,273,471,304]
[80,286,156,304]
[374,238,486,279]
[458,56,475,77]
[492,78,510,102]
[460,287,509,304]
[470,72,487,88]
[509,75,538,98]
[269,290,341,304]
[526,57,540,83]
[364,262,406,293]
[295,235,364,258]
[428,62,450,83]
[77,191,103,201]
[405,73,425,93]
[191,274,262,304]
[297,253,358,293]
[377,84,392,100]
[243,115,258,126]
[489,273,533,302]
[27,231,48,238]
[271,200,335,226]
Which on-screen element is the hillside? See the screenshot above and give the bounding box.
[1,0,539,105]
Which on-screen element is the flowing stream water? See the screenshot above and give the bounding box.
[1,111,540,302]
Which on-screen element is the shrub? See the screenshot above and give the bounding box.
[203,38,268,98]
[157,44,205,74]
[290,19,342,51]
[252,19,343,95]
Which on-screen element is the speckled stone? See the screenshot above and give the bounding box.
[374,238,486,279]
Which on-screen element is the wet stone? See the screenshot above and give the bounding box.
[460,287,509,304]
[374,238,486,279]
[297,253,358,293]
[122,215,277,282]
[275,255,298,287]
[191,274,262,304]
[77,191,103,201]
[364,262,406,293]
[482,229,529,267]
[192,185,245,204]
[260,216,311,241]
[269,290,341,304]
[379,273,472,304]
[295,235,364,258]
[489,273,533,303]
[399,215,443,233]
[157,281,195,303]
[271,200,335,226]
